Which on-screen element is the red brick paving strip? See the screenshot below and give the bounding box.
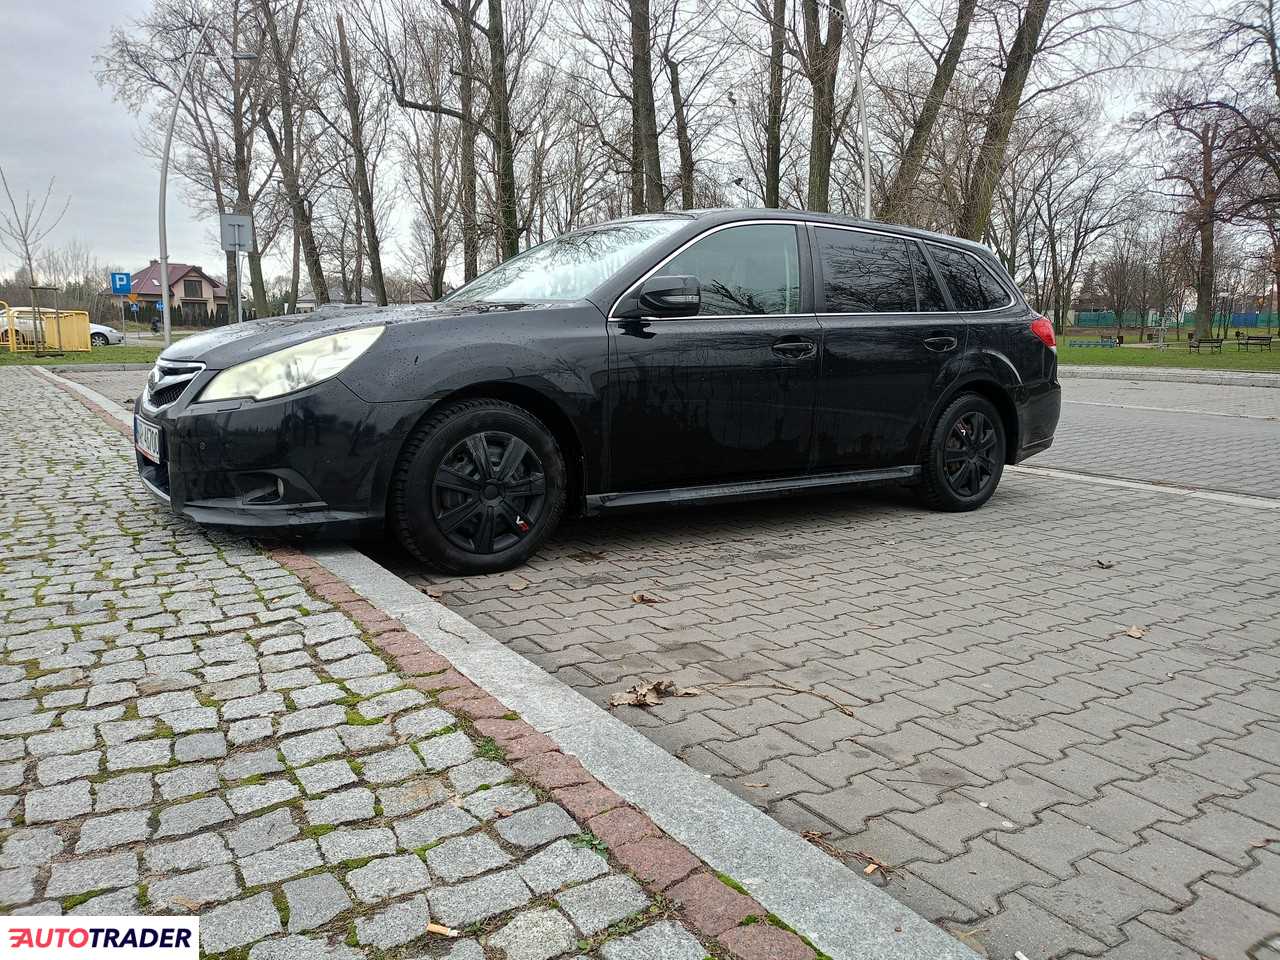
[45,372,823,960]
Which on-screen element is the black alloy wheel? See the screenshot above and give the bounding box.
[917,393,1005,511]
[943,410,998,498]
[432,430,547,555]
[392,399,566,573]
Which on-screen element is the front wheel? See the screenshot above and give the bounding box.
[391,399,567,574]
[90,333,109,347]
[917,394,1005,511]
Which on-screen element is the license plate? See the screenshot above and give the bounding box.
[135,416,162,463]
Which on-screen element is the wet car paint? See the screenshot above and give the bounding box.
[134,208,1061,535]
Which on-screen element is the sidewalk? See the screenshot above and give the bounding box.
[1,366,970,959]
[1059,363,1280,388]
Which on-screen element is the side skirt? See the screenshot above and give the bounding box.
[584,465,921,514]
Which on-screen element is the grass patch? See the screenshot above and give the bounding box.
[302,824,336,839]
[0,344,163,367]
[344,707,381,727]
[137,883,149,907]
[61,889,108,911]
[475,737,505,762]
[715,872,750,896]
[421,723,459,739]
[571,832,609,854]
[272,888,290,929]
[1059,342,1280,372]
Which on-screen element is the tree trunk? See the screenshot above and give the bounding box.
[630,0,664,211]
[487,0,519,260]
[1196,122,1216,338]
[802,0,843,212]
[879,0,976,222]
[764,0,785,208]
[667,57,695,209]
[288,224,300,314]
[450,3,480,281]
[229,46,269,317]
[258,0,328,304]
[224,250,238,324]
[337,14,387,305]
[630,123,645,215]
[956,0,1050,240]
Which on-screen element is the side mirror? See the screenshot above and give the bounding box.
[619,275,700,318]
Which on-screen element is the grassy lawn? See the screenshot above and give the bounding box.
[1059,343,1280,372]
[0,345,162,367]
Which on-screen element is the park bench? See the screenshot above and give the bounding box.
[1189,337,1224,353]
[1068,338,1118,348]
[1237,334,1273,351]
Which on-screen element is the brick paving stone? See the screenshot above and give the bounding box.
[600,921,707,960]
[46,851,138,896]
[358,745,423,784]
[494,802,579,849]
[719,924,815,960]
[319,827,396,864]
[463,782,536,820]
[24,780,91,823]
[393,805,479,849]
[145,834,231,872]
[447,758,513,795]
[553,783,625,821]
[225,808,299,856]
[556,873,650,935]
[281,729,345,766]
[296,759,357,796]
[354,894,431,949]
[394,707,455,738]
[250,935,362,960]
[666,873,762,936]
[148,864,241,911]
[345,853,432,903]
[0,829,63,867]
[416,731,476,770]
[227,780,300,815]
[221,749,286,781]
[201,892,284,954]
[238,838,323,886]
[428,868,531,927]
[283,872,352,932]
[613,836,701,890]
[75,810,150,853]
[586,806,660,848]
[378,777,449,817]
[426,834,512,881]
[174,731,227,762]
[487,908,578,960]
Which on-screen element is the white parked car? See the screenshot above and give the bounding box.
[89,322,125,346]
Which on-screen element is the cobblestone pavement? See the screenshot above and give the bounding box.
[1037,378,1280,497]
[0,367,754,960]
[405,470,1280,958]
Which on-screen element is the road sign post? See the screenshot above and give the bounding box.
[220,214,254,325]
[110,273,132,344]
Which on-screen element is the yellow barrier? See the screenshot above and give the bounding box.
[1,306,92,352]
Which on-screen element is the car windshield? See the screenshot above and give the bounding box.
[444,219,687,303]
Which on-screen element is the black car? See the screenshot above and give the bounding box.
[133,209,1060,573]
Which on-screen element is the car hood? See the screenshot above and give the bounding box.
[158,301,546,368]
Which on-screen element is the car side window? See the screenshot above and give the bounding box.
[909,243,949,311]
[816,227,915,313]
[662,224,801,316]
[929,245,1011,311]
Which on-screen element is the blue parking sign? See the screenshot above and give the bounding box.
[110,272,131,295]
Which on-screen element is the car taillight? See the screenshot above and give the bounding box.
[1030,316,1056,350]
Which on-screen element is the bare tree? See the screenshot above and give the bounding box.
[0,166,70,292]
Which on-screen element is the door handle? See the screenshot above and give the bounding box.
[772,337,816,359]
[923,335,958,352]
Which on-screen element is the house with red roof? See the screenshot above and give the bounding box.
[106,261,233,326]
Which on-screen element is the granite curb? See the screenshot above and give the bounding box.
[1059,363,1280,387]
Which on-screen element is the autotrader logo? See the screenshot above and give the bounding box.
[0,918,198,959]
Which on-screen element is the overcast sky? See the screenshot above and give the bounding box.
[0,2,214,278]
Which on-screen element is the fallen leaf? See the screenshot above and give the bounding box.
[1251,838,1279,847]
[745,782,769,788]
[495,806,514,818]
[854,851,894,876]
[1125,625,1148,638]
[508,578,529,592]
[421,588,446,602]
[569,550,607,562]
[631,592,664,605]
[608,678,704,709]
[863,863,879,875]
[169,896,202,912]
[1096,559,1115,569]
[426,922,460,938]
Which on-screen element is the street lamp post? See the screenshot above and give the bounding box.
[157,25,257,348]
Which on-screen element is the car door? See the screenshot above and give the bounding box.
[606,221,821,491]
[811,225,965,471]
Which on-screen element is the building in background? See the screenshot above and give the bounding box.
[105,260,233,327]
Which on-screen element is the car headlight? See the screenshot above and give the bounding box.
[199,326,384,402]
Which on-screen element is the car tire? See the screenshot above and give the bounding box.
[391,399,567,574]
[90,333,109,347]
[917,393,1005,512]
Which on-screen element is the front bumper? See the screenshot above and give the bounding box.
[134,373,430,536]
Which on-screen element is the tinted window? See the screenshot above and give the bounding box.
[909,243,948,311]
[662,224,801,315]
[817,228,914,313]
[446,219,685,303]
[929,245,1011,311]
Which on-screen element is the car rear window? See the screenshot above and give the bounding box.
[928,245,1011,311]
[816,228,916,313]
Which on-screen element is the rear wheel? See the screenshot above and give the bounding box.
[391,399,566,573]
[917,393,1005,511]
[90,333,109,347]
